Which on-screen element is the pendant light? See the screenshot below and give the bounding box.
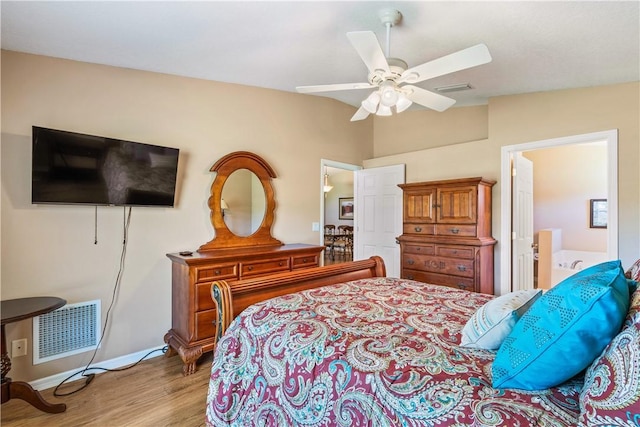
[323,167,333,193]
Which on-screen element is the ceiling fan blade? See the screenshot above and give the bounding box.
[400,44,492,84]
[350,106,370,122]
[346,31,391,75]
[403,85,456,112]
[296,82,374,94]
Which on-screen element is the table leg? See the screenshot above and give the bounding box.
[1,324,66,413]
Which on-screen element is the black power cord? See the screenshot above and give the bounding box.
[54,207,166,397]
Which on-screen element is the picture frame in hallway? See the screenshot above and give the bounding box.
[590,199,607,228]
[338,197,354,220]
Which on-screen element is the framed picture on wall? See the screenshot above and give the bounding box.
[590,199,607,228]
[338,197,354,220]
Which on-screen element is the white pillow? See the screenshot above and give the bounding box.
[460,289,542,350]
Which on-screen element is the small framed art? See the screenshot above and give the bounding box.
[338,197,354,220]
[589,199,607,228]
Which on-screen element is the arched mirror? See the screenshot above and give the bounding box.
[221,169,266,237]
[199,152,282,251]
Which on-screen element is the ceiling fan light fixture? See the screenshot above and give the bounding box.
[380,81,399,107]
[395,93,412,113]
[362,91,381,114]
[376,104,392,116]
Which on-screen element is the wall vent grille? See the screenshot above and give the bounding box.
[33,299,101,364]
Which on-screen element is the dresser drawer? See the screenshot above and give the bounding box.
[292,254,319,269]
[435,245,474,259]
[194,263,238,283]
[196,282,216,311]
[194,309,217,341]
[403,243,435,255]
[402,269,475,292]
[403,223,435,235]
[241,257,290,277]
[435,224,476,237]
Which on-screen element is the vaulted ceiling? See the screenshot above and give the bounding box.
[2,1,639,111]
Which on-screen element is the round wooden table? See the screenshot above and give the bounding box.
[1,296,67,413]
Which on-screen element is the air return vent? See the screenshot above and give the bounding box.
[33,300,101,364]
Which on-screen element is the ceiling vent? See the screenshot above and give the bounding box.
[434,83,473,93]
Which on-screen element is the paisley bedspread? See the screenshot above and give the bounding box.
[205,277,581,426]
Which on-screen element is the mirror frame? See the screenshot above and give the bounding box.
[199,151,283,251]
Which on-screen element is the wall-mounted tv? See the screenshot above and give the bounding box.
[32,126,180,207]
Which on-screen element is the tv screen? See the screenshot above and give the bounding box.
[32,126,179,207]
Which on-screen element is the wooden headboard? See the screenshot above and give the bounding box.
[210,256,386,343]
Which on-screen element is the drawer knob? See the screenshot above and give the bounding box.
[407,275,414,280]
[457,283,467,289]
[407,259,415,265]
[279,262,284,266]
[302,258,307,263]
[414,227,422,232]
[457,265,467,272]
[450,228,460,234]
[214,270,221,275]
[248,266,253,271]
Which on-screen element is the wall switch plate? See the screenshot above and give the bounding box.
[12,338,27,357]
[312,222,320,232]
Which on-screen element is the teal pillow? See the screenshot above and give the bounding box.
[492,260,630,390]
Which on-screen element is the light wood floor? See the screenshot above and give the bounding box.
[1,352,213,426]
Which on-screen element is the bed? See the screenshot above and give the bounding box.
[205,257,640,426]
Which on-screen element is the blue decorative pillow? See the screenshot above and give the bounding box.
[492,260,630,390]
[460,289,542,350]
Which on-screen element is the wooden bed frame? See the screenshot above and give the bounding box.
[210,256,386,346]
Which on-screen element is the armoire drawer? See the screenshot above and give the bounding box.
[403,254,475,278]
[403,223,435,235]
[241,257,290,277]
[195,263,238,283]
[435,245,474,259]
[402,269,475,292]
[435,224,477,237]
[403,244,435,255]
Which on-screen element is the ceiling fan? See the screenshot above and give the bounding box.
[296,9,492,121]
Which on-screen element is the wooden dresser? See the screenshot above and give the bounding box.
[398,177,497,295]
[165,243,323,375]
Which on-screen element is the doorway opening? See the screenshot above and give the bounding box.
[320,159,361,266]
[500,130,618,295]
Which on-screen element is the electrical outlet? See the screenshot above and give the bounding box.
[12,338,27,358]
[312,222,320,232]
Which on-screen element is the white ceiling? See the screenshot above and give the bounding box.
[1,1,639,111]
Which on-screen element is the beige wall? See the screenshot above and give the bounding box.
[366,82,640,293]
[373,105,488,157]
[524,144,608,252]
[1,51,372,381]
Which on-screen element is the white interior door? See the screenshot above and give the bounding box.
[354,164,405,277]
[512,152,534,290]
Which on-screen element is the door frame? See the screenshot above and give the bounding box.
[320,159,362,251]
[499,129,618,296]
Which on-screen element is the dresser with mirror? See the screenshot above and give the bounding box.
[165,151,324,375]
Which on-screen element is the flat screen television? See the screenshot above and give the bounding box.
[32,126,180,207]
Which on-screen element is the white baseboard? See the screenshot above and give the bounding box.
[30,344,167,391]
